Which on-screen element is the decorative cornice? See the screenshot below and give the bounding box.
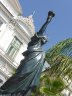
[0,0,22,16]
[14,15,35,36]
[9,0,22,14]
[0,2,13,23]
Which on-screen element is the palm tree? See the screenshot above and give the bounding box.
[40,74,65,96]
[31,74,65,96]
[45,38,72,79]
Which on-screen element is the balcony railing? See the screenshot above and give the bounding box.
[0,47,19,68]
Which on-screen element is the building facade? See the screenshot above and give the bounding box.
[0,0,35,86]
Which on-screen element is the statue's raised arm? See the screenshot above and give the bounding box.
[28,11,55,47]
[38,11,55,35]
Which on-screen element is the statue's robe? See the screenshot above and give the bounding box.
[0,34,47,96]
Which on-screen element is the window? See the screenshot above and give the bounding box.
[6,36,22,59]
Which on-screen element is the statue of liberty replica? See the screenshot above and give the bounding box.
[0,11,55,96]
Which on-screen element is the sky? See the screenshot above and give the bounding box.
[19,0,72,51]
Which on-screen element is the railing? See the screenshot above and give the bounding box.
[0,47,19,68]
[0,63,12,77]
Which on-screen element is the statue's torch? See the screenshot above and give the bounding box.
[47,11,55,23]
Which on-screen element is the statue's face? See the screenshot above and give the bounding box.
[41,36,47,44]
